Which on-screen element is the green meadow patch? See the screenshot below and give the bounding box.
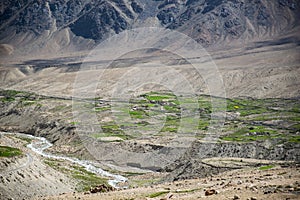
[259,165,274,170]
[0,146,22,157]
[221,126,279,142]
[148,191,169,198]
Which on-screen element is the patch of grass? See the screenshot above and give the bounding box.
[289,116,300,122]
[143,92,175,102]
[0,90,35,103]
[164,105,180,112]
[198,98,212,107]
[44,159,108,192]
[226,98,270,116]
[129,110,146,119]
[249,126,277,134]
[148,191,169,198]
[198,99,212,115]
[0,97,15,102]
[70,121,79,125]
[101,123,122,133]
[146,103,156,108]
[0,90,21,97]
[288,135,300,143]
[146,95,171,101]
[291,107,300,113]
[95,106,111,112]
[0,146,22,157]
[198,119,209,130]
[160,116,180,133]
[73,173,108,192]
[291,123,300,131]
[259,165,274,170]
[161,126,178,133]
[15,136,33,144]
[44,159,60,169]
[123,171,145,177]
[221,126,279,142]
[89,121,134,140]
[91,133,128,140]
[174,188,201,193]
[21,100,37,106]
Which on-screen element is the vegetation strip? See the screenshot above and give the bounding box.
[0,145,22,157]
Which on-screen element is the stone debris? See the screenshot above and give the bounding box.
[233,194,240,199]
[89,184,115,194]
[205,189,216,196]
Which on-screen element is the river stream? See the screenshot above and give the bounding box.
[1,132,127,188]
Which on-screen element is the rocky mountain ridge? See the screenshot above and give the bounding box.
[0,0,299,57]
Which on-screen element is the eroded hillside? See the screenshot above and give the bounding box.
[0,0,299,56]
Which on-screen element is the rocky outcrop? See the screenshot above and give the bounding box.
[89,184,115,194]
[165,0,300,45]
[164,140,300,181]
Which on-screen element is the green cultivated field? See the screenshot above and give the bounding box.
[0,146,22,157]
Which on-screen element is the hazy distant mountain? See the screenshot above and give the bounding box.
[0,0,299,56]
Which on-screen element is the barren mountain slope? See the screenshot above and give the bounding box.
[0,40,299,99]
[0,0,299,57]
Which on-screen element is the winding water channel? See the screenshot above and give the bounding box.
[1,132,127,188]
